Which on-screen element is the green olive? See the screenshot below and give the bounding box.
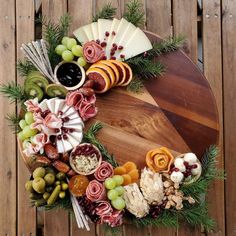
[33,167,46,179]
[44,173,55,185]
[61,183,68,191]
[59,191,66,199]
[56,172,66,180]
[32,177,46,194]
[55,181,61,186]
[25,180,34,193]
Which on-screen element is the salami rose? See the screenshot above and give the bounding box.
[95,201,112,217]
[86,180,106,202]
[83,41,105,63]
[94,161,114,182]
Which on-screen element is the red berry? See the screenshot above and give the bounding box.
[120,54,125,59]
[118,45,124,50]
[112,31,116,36]
[112,43,117,47]
[102,55,107,60]
[110,56,116,60]
[58,111,63,116]
[69,128,75,133]
[105,31,109,37]
[143,51,148,57]
[55,128,60,133]
[192,164,198,169]
[63,134,68,140]
[96,39,100,44]
[101,42,107,47]
[110,51,115,56]
[57,135,62,140]
[184,161,189,167]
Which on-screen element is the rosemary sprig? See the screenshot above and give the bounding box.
[17,59,36,77]
[0,82,29,105]
[148,36,185,58]
[6,113,21,133]
[83,122,118,167]
[123,0,145,27]
[93,3,117,22]
[38,13,72,68]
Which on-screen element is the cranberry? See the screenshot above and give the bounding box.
[105,31,109,37]
[120,54,125,59]
[110,51,115,56]
[112,31,116,36]
[101,42,107,47]
[173,167,179,172]
[41,109,50,118]
[57,135,62,140]
[118,45,124,50]
[102,55,107,60]
[58,111,63,116]
[112,43,117,47]
[112,45,118,51]
[96,39,100,44]
[184,161,189,167]
[63,128,68,133]
[143,51,148,57]
[69,128,75,133]
[192,164,198,169]
[110,56,116,60]
[55,128,60,133]
[62,116,70,122]
[63,134,68,140]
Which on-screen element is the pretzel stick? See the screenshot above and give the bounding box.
[70,195,83,228]
[41,39,54,78]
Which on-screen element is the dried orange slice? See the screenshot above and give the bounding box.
[99,60,120,86]
[68,175,89,197]
[128,169,139,181]
[122,174,132,186]
[90,63,116,88]
[123,161,137,173]
[114,166,127,175]
[86,67,111,93]
[120,62,133,86]
[110,60,126,86]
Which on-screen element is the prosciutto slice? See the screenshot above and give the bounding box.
[24,98,41,113]
[94,161,114,182]
[83,41,105,63]
[86,180,106,202]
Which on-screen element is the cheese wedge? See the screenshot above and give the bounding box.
[73,27,89,44]
[82,24,94,41]
[57,139,65,153]
[46,98,56,113]
[117,28,153,60]
[91,22,99,41]
[62,139,73,152]
[98,19,113,42]
[39,99,48,111]
[54,99,65,115]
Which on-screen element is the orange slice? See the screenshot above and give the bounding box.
[90,63,116,88]
[122,174,132,186]
[99,60,120,86]
[123,161,137,173]
[86,67,111,93]
[110,60,126,86]
[114,166,127,175]
[120,62,133,86]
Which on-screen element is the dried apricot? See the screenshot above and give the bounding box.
[114,166,126,175]
[68,175,89,197]
[128,169,139,181]
[122,174,132,186]
[123,161,137,173]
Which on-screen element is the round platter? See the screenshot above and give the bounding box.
[19,32,219,172]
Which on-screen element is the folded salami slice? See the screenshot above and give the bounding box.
[86,180,106,202]
[94,161,114,182]
[95,201,112,216]
[83,41,105,63]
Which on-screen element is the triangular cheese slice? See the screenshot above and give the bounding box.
[91,22,99,41]
[73,27,89,44]
[82,24,94,41]
[98,19,113,42]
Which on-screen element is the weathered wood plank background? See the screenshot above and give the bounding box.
[0,0,234,235]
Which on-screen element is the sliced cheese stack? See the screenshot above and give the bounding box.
[86,60,133,93]
[73,18,152,61]
[39,98,84,153]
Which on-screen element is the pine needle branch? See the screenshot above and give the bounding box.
[127,77,144,93]
[93,3,117,22]
[17,59,36,77]
[0,82,29,105]
[6,113,21,133]
[123,0,145,27]
[83,122,118,167]
[148,36,185,58]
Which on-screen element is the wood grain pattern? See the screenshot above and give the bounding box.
[222,0,236,235]
[16,0,37,234]
[42,1,70,235]
[173,0,198,63]
[0,0,17,235]
[202,1,225,235]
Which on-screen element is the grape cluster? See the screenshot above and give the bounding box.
[55,36,87,67]
[149,201,167,219]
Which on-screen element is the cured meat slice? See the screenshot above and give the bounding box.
[95,201,112,216]
[86,180,106,202]
[94,161,114,181]
[83,41,105,63]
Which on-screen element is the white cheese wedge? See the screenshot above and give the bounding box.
[62,107,77,118]
[70,131,83,143]
[117,28,153,60]
[64,118,83,125]
[73,27,89,44]
[68,112,81,120]
[54,99,65,115]
[56,139,65,153]
[105,18,120,55]
[91,22,99,41]
[62,139,73,152]
[61,104,71,114]
[67,134,80,147]
[63,123,83,131]
[46,98,57,113]
[82,24,94,41]
[39,99,48,111]
[98,19,113,42]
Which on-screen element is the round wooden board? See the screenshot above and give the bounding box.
[19,32,219,172]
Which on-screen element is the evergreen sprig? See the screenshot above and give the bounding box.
[83,122,118,167]
[17,59,36,77]
[37,13,72,68]
[123,0,145,27]
[127,77,144,93]
[6,113,21,133]
[93,3,117,22]
[103,224,122,236]
[0,82,29,105]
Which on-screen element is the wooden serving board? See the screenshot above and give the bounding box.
[19,32,219,172]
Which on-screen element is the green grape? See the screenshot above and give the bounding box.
[105,177,116,190]
[112,175,124,186]
[66,38,77,50]
[55,44,67,56]
[111,197,125,210]
[107,189,119,201]
[77,57,87,67]
[25,112,34,125]
[22,125,37,138]
[18,131,26,141]
[72,45,83,57]
[22,139,31,149]
[19,119,27,129]
[114,186,125,196]
[62,36,69,46]
[62,50,74,62]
